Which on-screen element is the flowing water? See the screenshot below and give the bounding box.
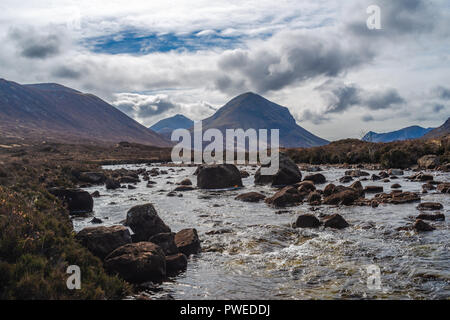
[73,165,450,300]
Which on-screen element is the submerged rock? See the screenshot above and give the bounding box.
[323,214,349,229]
[364,186,384,193]
[76,225,132,259]
[104,242,166,283]
[126,203,171,242]
[78,172,107,184]
[235,192,266,202]
[417,202,443,211]
[294,214,321,228]
[177,178,192,186]
[197,164,243,189]
[323,188,359,206]
[105,178,121,190]
[416,213,445,221]
[303,173,326,184]
[166,253,188,275]
[413,219,435,232]
[339,176,353,183]
[265,186,303,207]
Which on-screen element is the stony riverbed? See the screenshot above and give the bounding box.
[73,164,449,300]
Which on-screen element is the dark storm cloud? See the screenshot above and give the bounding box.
[433,86,450,100]
[433,104,445,112]
[310,80,405,120]
[364,89,405,110]
[135,99,178,118]
[8,27,62,59]
[216,32,375,94]
[51,66,82,79]
[316,80,361,114]
[362,114,375,122]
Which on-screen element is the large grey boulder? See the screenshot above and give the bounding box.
[254,153,302,186]
[104,242,166,283]
[126,203,171,242]
[76,225,131,259]
[196,164,243,189]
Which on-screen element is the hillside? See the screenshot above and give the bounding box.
[0,79,171,147]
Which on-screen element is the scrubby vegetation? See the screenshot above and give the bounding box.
[285,136,450,168]
[0,142,139,299]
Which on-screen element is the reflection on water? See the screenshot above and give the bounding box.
[73,165,450,300]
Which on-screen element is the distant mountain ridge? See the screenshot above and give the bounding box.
[423,117,450,139]
[362,125,434,143]
[194,92,328,148]
[0,79,171,147]
[149,114,194,139]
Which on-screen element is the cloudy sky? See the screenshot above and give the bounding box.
[0,0,449,141]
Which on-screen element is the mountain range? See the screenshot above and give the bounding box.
[362,125,434,143]
[151,92,329,148]
[0,79,171,147]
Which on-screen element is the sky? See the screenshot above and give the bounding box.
[0,0,449,141]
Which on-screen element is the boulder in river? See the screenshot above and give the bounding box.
[174,228,201,256]
[303,173,326,185]
[126,203,171,242]
[177,178,192,186]
[265,186,304,207]
[417,202,443,211]
[323,183,336,197]
[235,192,266,202]
[349,181,364,196]
[254,153,302,187]
[417,155,440,169]
[323,214,349,229]
[323,188,359,206]
[76,225,132,259]
[105,178,121,190]
[166,253,188,275]
[104,242,166,283]
[294,214,321,228]
[391,183,402,189]
[416,213,445,221]
[339,176,353,183]
[413,219,435,232]
[148,232,179,255]
[307,191,321,204]
[48,188,93,214]
[364,186,384,193]
[197,164,243,189]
